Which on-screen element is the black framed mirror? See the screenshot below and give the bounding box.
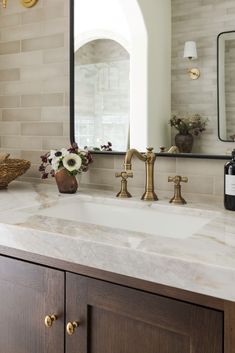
[218,31,235,143]
[70,0,232,160]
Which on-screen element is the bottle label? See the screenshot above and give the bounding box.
[225,175,235,196]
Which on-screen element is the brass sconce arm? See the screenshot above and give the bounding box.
[188,67,200,80]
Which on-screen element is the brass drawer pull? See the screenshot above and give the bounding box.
[66,321,79,335]
[44,315,57,328]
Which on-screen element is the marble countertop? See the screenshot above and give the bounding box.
[0,181,235,301]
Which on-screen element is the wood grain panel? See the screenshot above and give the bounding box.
[66,273,223,353]
[0,256,64,353]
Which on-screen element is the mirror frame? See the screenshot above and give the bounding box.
[217,30,235,143]
[69,0,230,160]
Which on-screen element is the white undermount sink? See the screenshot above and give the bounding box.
[30,197,214,239]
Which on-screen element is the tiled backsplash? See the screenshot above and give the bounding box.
[85,155,226,198]
[0,0,70,178]
[0,0,232,198]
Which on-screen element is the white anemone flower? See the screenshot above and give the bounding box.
[51,160,60,172]
[49,148,70,168]
[63,153,82,172]
[49,148,69,160]
[61,148,69,157]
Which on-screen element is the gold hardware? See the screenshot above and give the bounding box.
[122,147,158,201]
[168,175,188,204]
[1,0,38,8]
[167,146,180,153]
[115,171,133,198]
[188,68,200,80]
[21,0,38,7]
[44,315,57,328]
[159,146,180,154]
[66,321,80,336]
[159,146,166,153]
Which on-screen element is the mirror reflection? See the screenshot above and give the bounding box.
[72,1,235,156]
[75,39,130,151]
[218,31,235,142]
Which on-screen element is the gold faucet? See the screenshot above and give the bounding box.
[121,147,158,201]
[168,175,188,204]
[115,171,133,198]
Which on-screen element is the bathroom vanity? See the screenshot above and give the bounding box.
[0,181,234,353]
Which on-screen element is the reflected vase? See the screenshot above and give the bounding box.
[175,133,194,153]
[55,169,78,194]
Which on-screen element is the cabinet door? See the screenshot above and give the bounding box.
[0,256,64,353]
[66,274,223,353]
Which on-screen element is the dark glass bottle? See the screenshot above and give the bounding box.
[224,149,235,211]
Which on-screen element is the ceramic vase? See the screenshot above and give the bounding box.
[55,169,78,194]
[175,133,194,153]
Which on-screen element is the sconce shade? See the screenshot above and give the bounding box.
[183,41,198,59]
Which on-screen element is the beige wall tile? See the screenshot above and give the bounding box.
[41,107,68,122]
[21,150,46,163]
[2,108,41,121]
[24,164,41,178]
[42,76,69,94]
[0,81,43,95]
[0,121,21,135]
[1,135,42,150]
[43,47,69,64]
[20,63,67,81]
[0,41,20,55]
[21,122,63,136]
[63,122,69,136]
[91,155,115,170]
[0,51,43,70]
[21,33,64,52]
[0,95,20,108]
[0,22,43,42]
[42,136,70,150]
[21,93,64,107]
[21,8,44,25]
[176,158,225,177]
[0,13,20,28]
[0,148,21,158]
[0,69,20,82]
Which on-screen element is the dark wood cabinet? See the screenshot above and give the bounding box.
[0,254,230,353]
[0,256,64,353]
[66,273,223,353]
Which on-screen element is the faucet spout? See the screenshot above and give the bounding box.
[124,149,146,171]
[122,147,158,201]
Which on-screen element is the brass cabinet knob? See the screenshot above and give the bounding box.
[44,315,57,328]
[66,321,80,336]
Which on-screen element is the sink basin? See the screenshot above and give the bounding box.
[30,197,214,239]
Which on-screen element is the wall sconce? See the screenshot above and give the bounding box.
[183,41,200,80]
[1,0,38,8]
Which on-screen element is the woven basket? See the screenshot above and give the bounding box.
[0,158,31,189]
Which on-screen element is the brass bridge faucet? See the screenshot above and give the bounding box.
[116,147,158,201]
[168,175,188,204]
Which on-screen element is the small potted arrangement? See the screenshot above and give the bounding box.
[39,143,92,193]
[169,113,208,153]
